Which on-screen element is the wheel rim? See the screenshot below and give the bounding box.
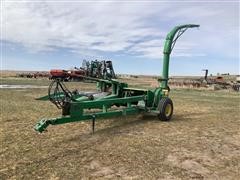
[165,104,172,117]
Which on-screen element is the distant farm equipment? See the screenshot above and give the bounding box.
[17,72,50,78]
[49,60,116,81]
[16,60,117,82]
[49,68,85,81]
[168,70,240,92]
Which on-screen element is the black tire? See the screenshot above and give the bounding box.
[158,97,173,121]
[167,86,171,92]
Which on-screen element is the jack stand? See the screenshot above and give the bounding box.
[92,115,96,134]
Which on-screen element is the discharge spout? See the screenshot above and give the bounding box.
[161,24,200,89]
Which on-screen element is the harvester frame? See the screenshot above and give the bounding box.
[34,24,200,133]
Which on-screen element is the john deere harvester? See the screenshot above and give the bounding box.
[34,24,199,133]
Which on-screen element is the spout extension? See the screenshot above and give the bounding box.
[184,24,200,28]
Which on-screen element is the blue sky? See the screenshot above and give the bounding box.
[1,0,239,76]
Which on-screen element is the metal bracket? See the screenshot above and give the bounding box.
[170,28,188,53]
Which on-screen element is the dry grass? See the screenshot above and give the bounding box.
[0,77,240,179]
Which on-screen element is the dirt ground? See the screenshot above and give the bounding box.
[0,77,240,179]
